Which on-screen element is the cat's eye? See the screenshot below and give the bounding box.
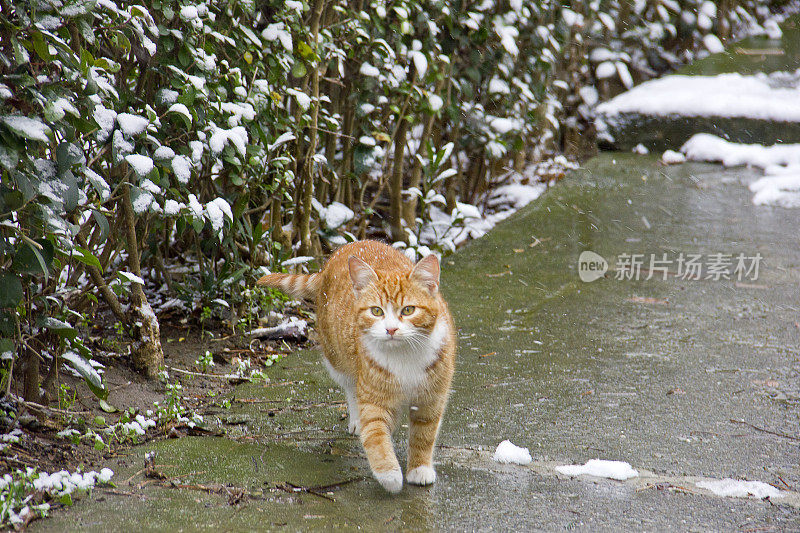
[400,305,415,316]
[370,306,384,317]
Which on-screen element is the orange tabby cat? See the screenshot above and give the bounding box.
[257,240,456,493]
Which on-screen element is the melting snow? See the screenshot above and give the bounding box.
[556,459,639,480]
[492,440,532,465]
[360,62,380,77]
[316,201,354,229]
[168,103,193,123]
[696,478,783,499]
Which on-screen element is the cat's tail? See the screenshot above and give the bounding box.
[256,272,321,300]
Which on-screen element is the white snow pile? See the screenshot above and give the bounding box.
[418,158,565,251]
[125,154,154,176]
[681,133,800,168]
[681,134,800,208]
[281,256,314,267]
[313,199,354,229]
[696,478,783,499]
[492,440,532,465]
[749,169,800,208]
[0,466,114,527]
[597,72,800,125]
[661,150,686,165]
[556,459,639,481]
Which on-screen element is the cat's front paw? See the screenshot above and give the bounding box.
[347,416,361,435]
[373,468,403,493]
[406,465,436,486]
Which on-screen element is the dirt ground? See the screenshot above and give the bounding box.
[1,310,314,482]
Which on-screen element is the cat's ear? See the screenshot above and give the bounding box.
[349,256,377,295]
[411,254,440,294]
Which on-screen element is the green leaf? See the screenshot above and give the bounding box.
[56,142,83,172]
[12,239,54,279]
[297,41,314,59]
[0,273,23,308]
[80,47,94,71]
[43,317,77,340]
[31,31,51,62]
[1,189,24,211]
[0,338,14,359]
[60,493,73,506]
[0,311,14,337]
[72,246,102,272]
[291,61,307,78]
[98,399,118,413]
[91,210,110,241]
[62,350,108,400]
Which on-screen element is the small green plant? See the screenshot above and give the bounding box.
[58,384,77,423]
[200,306,213,337]
[195,350,215,373]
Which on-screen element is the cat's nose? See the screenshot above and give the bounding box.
[386,327,398,337]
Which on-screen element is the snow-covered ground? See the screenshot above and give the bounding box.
[597,70,800,126]
[680,134,800,208]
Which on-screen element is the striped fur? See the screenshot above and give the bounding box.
[258,241,456,493]
[256,272,320,300]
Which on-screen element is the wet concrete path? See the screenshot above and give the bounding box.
[36,154,800,531]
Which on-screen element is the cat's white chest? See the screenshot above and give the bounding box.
[362,320,449,394]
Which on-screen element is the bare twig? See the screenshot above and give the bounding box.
[729,419,800,442]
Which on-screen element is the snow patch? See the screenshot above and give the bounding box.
[696,478,783,499]
[556,459,639,481]
[125,154,154,176]
[660,150,686,165]
[282,256,314,267]
[492,440,532,465]
[681,134,800,169]
[116,113,149,136]
[2,116,51,142]
[172,155,192,183]
[597,73,800,123]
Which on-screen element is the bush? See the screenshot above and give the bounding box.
[0,0,788,397]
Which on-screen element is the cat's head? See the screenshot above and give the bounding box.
[348,255,442,347]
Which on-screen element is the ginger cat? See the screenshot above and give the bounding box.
[257,240,456,493]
